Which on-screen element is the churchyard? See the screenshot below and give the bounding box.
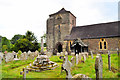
[0,51,119,79]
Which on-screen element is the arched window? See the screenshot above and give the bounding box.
[99,38,107,50]
[100,42,102,49]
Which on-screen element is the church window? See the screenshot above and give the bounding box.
[99,38,107,50]
[100,42,102,49]
[72,20,74,25]
[104,42,106,49]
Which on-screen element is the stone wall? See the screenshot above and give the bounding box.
[46,10,76,54]
[82,37,119,53]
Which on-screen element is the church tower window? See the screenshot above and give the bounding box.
[99,38,107,50]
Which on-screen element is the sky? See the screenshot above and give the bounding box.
[0,0,119,42]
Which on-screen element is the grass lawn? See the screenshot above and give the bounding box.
[0,53,119,78]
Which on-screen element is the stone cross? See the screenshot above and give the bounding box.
[41,38,44,53]
[90,51,93,59]
[95,54,103,80]
[108,51,111,71]
[76,54,78,64]
[20,68,28,79]
[63,55,72,79]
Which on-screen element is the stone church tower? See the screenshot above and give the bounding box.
[46,8,76,54]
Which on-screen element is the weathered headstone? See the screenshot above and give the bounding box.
[108,51,111,71]
[78,53,81,63]
[95,54,103,80]
[5,53,14,62]
[63,55,72,79]
[71,57,75,66]
[76,54,78,64]
[90,51,93,59]
[83,54,86,62]
[57,52,60,56]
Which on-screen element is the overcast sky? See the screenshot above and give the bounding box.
[0,0,119,42]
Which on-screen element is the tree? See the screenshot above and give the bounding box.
[12,31,40,52]
[24,31,37,42]
[11,34,23,44]
[14,38,33,52]
[2,37,11,52]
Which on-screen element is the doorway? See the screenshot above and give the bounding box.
[58,44,62,53]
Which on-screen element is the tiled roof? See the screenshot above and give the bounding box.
[64,21,119,40]
[49,8,76,18]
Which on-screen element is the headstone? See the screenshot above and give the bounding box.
[72,74,92,79]
[95,54,103,80]
[76,54,78,64]
[108,51,111,71]
[57,53,60,56]
[84,52,89,58]
[90,51,93,59]
[63,55,72,79]
[71,52,75,56]
[83,54,86,62]
[65,51,68,56]
[61,52,64,56]
[5,53,14,62]
[78,53,81,63]
[71,57,75,66]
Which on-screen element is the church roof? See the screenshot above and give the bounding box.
[49,8,76,18]
[64,21,119,40]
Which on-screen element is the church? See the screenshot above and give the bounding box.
[46,8,120,55]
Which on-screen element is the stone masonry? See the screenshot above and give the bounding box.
[46,8,76,55]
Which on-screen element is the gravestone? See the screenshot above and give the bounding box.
[90,51,93,59]
[78,53,81,63]
[71,57,75,66]
[72,74,92,79]
[76,54,78,64]
[95,54,103,80]
[5,53,14,62]
[108,51,111,71]
[63,55,72,79]
[57,52,60,56]
[83,54,86,62]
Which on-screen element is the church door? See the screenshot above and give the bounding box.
[58,44,62,53]
[74,43,81,55]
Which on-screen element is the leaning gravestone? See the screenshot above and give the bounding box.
[76,54,78,64]
[63,55,72,79]
[108,51,111,71]
[95,54,103,80]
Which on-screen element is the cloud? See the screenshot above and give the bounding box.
[0,0,118,41]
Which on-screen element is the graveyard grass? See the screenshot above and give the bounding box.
[1,53,119,78]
